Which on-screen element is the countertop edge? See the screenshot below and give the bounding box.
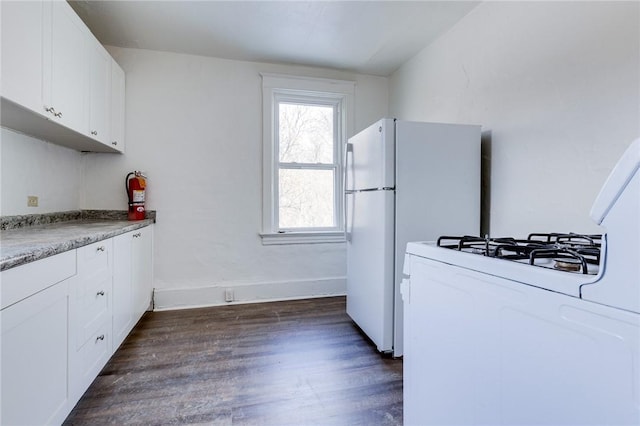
[1,219,155,272]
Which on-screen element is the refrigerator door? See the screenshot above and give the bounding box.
[346,118,395,191]
[346,189,395,353]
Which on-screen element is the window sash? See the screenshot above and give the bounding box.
[273,96,343,233]
[276,165,339,232]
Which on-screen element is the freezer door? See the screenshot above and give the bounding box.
[346,118,395,191]
[346,189,395,353]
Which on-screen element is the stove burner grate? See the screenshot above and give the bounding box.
[437,233,602,274]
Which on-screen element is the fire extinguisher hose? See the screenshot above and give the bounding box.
[126,172,135,206]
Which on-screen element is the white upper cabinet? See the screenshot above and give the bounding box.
[0,1,46,114]
[44,0,88,133]
[87,36,112,145]
[110,59,126,153]
[0,0,124,153]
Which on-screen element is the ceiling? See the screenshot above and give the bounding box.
[69,1,479,76]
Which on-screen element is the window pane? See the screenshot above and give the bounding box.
[279,169,335,228]
[279,103,334,164]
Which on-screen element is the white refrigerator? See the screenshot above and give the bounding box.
[345,118,481,357]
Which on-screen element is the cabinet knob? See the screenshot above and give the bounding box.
[91,130,98,136]
[97,246,106,252]
[55,111,62,118]
[111,141,118,146]
[133,233,142,238]
[96,335,105,342]
[97,290,105,296]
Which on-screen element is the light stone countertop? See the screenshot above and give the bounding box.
[0,211,155,271]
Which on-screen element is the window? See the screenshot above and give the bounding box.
[261,74,354,244]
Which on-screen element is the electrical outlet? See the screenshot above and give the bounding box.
[224,289,234,302]
[27,196,38,207]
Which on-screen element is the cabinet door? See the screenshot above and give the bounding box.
[112,232,133,351]
[1,279,72,426]
[110,58,126,152]
[88,36,111,144]
[0,0,46,113]
[46,0,87,132]
[132,226,154,320]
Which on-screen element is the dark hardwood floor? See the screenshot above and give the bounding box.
[63,296,403,425]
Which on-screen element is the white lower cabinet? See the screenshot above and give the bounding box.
[113,226,153,351]
[112,232,134,350]
[1,251,76,426]
[132,226,153,323]
[69,239,113,402]
[1,224,153,425]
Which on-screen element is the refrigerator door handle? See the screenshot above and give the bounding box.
[352,187,395,192]
[344,143,354,240]
[344,142,353,192]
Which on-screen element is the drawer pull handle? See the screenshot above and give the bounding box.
[97,246,106,252]
[97,290,105,296]
[133,233,142,238]
[96,335,105,342]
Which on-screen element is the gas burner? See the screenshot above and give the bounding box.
[437,233,602,274]
[553,257,582,272]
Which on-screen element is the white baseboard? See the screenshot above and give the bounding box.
[152,277,346,311]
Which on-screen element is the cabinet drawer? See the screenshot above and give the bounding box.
[1,250,76,310]
[74,322,111,399]
[75,270,111,349]
[74,239,112,349]
[77,239,111,276]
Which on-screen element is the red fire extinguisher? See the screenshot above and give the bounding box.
[126,171,147,221]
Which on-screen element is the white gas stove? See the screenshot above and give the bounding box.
[402,139,640,425]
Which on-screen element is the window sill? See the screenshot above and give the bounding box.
[260,231,346,245]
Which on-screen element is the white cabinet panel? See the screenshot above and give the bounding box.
[88,36,111,144]
[1,250,76,310]
[132,226,154,320]
[110,58,126,152]
[112,231,134,350]
[69,321,111,403]
[0,0,46,114]
[1,277,72,426]
[112,226,154,351]
[46,0,87,132]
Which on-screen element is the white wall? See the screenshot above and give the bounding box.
[1,128,82,216]
[81,48,388,309]
[389,1,640,236]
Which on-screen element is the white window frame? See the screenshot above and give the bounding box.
[260,73,354,245]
